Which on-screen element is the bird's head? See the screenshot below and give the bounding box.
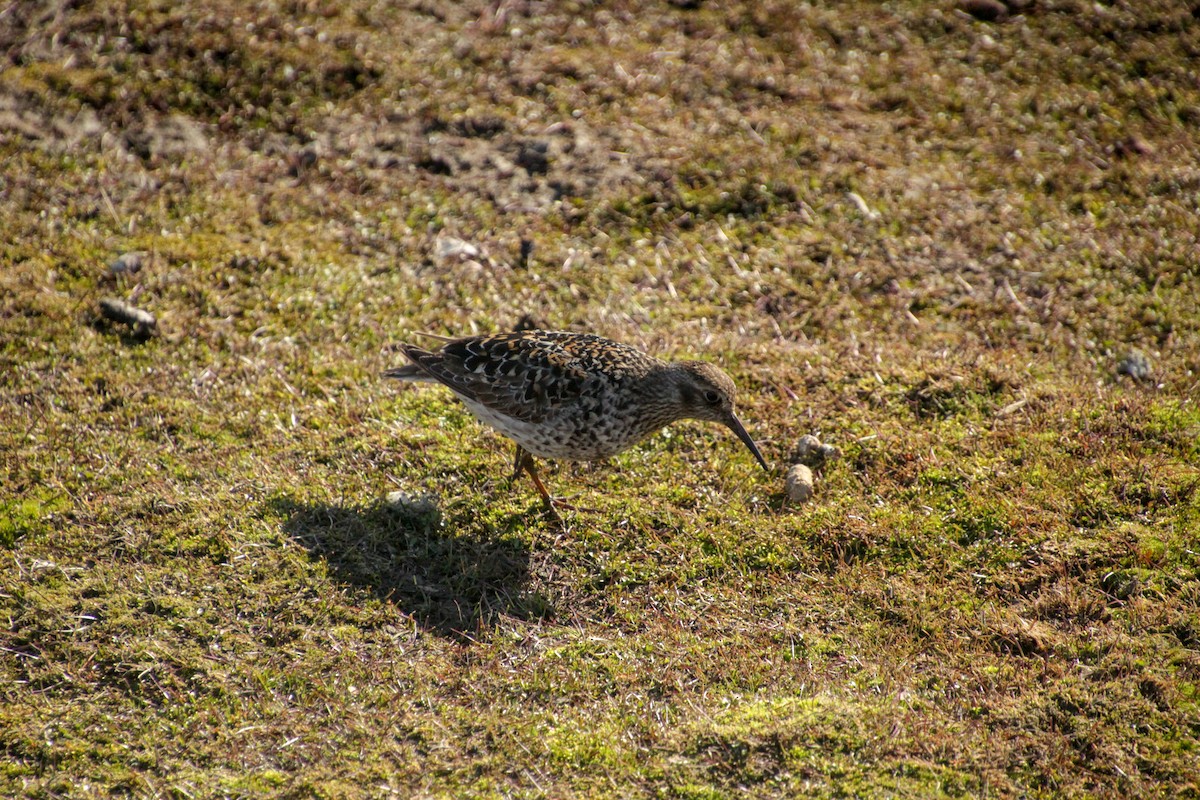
[673,361,769,470]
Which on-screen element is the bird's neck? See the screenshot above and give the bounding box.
[629,364,689,428]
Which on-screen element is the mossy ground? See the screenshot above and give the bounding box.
[2,1,1199,797]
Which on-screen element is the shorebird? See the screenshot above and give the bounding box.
[384,330,768,510]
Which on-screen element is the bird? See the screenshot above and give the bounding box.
[384,330,769,511]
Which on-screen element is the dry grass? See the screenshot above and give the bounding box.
[2,0,1199,797]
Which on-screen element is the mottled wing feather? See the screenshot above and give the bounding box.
[390,331,657,423]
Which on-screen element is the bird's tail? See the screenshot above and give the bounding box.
[383,343,437,381]
[382,365,427,380]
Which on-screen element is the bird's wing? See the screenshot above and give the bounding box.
[388,331,655,423]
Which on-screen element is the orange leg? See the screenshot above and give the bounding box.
[513,446,568,514]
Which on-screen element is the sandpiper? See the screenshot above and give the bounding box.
[385,330,768,509]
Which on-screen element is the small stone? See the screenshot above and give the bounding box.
[110,251,148,276]
[786,464,815,503]
[958,0,1008,22]
[817,443,842,463]
[98,297,156,337]
[1116,350,1152,382]
[795,434,823,462]
[434,236,481,263]
[794,434,839,469]
[384,491,441,527]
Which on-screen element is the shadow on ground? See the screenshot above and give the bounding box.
[270,495,550,638]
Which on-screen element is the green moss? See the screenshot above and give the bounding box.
[0,490,69,548]
[3,0,1200,796]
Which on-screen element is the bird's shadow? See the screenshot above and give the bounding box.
[269,494,550,639]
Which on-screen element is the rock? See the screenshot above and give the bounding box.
[785,464,814,503]
[434,236,481,263]
[110,251,148,276]
[384,491,441,528]
[1116,350,1152,382]
[817,443,842,463]
[98,298,156,338]
[794,434,839,469]
[958,0,1008,22]
[795,434,823,463]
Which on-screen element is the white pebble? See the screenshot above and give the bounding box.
[786,464,814,503]
[110,251,148,275]
[795,434,822,461]
[817,443,841,463]
[434,236,481,263]
[384,491,440,520]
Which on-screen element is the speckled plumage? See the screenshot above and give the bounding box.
[385,330,768,508]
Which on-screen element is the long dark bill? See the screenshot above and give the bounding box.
[725,413,770,471]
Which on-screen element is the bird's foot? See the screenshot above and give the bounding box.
[539,493,583,514]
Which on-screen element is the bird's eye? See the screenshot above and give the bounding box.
[703,390,721,405]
